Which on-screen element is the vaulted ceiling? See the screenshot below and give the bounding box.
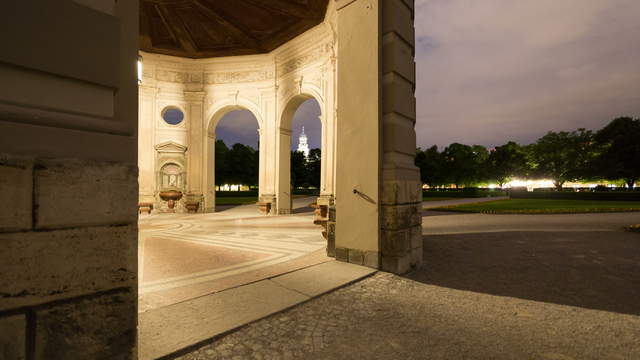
[140,0,329,59]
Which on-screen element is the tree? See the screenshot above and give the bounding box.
[306,148,322,189]
[486,141,528,188]
[215,140,229,186]
[415,146,448,187]
[225,143,258,186]
[593,117,640,189]
[529,129,595,190]
[441,143,487,188]
[290,151,307,189]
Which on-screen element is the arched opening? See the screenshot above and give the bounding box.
[291,99,322,212]
[277,94,325,214]
[204,106,262,212]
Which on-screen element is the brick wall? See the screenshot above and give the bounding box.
[0,154,138,359]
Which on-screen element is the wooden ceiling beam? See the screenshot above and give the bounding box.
[155,4,198,56]
[139,8,153,50]
[244,0,319,19]
[192,0,265,53]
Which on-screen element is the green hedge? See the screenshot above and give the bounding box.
[423,188,507,198]
[510,190,640,201]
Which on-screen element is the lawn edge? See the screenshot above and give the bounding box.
[430,207,640,215]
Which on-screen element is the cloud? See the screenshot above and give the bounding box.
[414,0,640,149]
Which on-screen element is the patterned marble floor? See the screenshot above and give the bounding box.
[138,198,329,312]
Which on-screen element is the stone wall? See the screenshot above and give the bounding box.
[0,1,139,357]
[380,0,423,273]
[0,154,138,359]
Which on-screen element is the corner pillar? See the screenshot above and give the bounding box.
[275,127,292,214]
[335,0,421,273]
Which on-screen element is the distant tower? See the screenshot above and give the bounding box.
[297,126,310,158]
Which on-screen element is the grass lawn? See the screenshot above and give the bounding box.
[216,197,258,205]
[423,197,456,201]
[433,198,640,214]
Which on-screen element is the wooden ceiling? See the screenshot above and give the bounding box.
[140,0,330,58]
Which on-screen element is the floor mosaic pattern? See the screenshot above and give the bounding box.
[138,198,329,312]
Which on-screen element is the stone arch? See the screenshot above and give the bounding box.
[278,87,325,131]
[275,90,328,214]
[203,100,263,212]
[206,97,264,135]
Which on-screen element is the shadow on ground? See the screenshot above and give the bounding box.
[292,205,315,214]
[406,230,640,315]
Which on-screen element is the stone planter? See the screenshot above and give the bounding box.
[185,201,200,213]
[159,190,183,212]
[137,202,154,214]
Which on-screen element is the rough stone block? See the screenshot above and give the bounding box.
[34,290,136,360]
[381,254,412,275]
[411,246,424,267]
[381,179,422,205]
[0,159,33,232]
[35,159,137,229]
[382,116,417,156]
[410,225,423,249]
[382,0,415,46]
[363,251,380,269]
[348,248,364,265]
[381,203,422,230]
[0,225,137,311]
[382,73,416,120]
[380,229,411,256]
[0,314,26,360]
[382,33,415,83]
[335,247,349,263]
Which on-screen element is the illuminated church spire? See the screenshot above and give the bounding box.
[297,126,310,158]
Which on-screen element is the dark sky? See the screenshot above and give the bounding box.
[216,99,322,150]
[219,1,640,151]
[415,0,640,149]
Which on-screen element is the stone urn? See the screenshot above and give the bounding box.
[159,190,183,212]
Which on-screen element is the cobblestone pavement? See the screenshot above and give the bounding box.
[174,272,640,360]
[174,211,640,360]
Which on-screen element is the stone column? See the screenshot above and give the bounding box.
[275,127,292,214]
[185,91,206,211]
[138,85,158,204]
[380,0,422,273]
[203,131,216,212]
[258,87,277,210]
[334,0,382,268]
[334,0,421,273]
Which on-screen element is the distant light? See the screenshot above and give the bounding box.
[137,55,143,84]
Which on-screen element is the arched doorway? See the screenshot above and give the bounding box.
[204,106,263,212]
[277,94,327,214]
[290,99,322,210]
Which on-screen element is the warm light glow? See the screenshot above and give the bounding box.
[137,55,143,84]
[216,184,250,192]
[483,179,621,191]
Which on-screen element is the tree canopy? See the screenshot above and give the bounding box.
[214,141,321,190]
[593,117,640,188]
[414,116,639,190]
